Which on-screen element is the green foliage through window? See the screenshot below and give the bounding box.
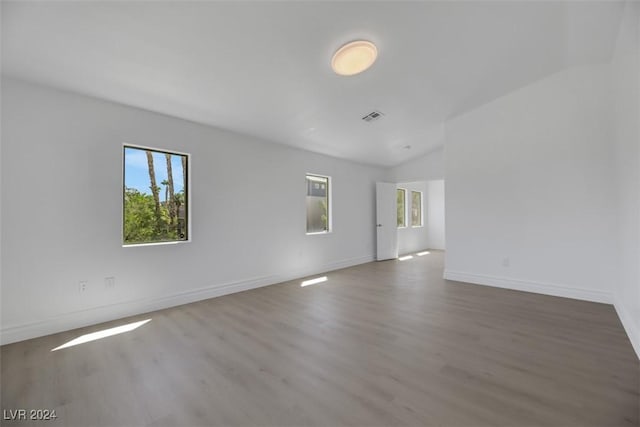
[306,174,330,233]
[411,191,422,227]
[123,146,188,245]
[397,189,406,227]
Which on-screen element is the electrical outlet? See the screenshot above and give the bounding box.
[78,280,88,293]
[502,257,510,267]
[105,277,115,289]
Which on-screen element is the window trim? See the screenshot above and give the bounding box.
[305,173,332,235]
[122,143,192,247]
[411,190,423,228]
[397,188,407,228]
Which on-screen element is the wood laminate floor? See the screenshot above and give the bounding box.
[1,251,638,427]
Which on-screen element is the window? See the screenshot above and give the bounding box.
[306,174,330,233]
[411,191,422,227]
[397,189,406,227]
[123,145,189,245]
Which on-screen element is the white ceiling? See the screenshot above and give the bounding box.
[1,1,625,167]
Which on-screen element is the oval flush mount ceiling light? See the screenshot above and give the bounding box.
[331,40,377,76]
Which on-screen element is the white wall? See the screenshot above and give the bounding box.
[389,147,444,183]
[0,77,388,344]
[426,180,445,250]
[444,63,616,304]
[611,0,640,358]
[396,181,429,255]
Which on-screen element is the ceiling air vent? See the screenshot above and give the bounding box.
[362,110,384,122]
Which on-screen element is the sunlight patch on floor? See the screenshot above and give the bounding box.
[301,276,328,287]
[51,319,151,351]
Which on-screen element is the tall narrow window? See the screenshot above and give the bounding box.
[411,191,422,227]
[397,189,406,227]
[306,174,330,234]
[123,145,189,245]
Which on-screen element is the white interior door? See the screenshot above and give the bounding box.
[376,182,398,261]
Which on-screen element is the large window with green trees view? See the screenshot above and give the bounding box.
[306,174,330,234]
[123,145,189,245]
[397,188,406,227]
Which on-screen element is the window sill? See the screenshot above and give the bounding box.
[123,240,190,248]
[306,231,332,236]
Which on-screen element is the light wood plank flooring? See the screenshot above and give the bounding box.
[2,251,638,426]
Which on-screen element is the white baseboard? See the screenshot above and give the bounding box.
[443,270,613,304]
[613,296,640,360]
[1,255,374,345]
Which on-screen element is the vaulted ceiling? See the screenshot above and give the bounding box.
[1,1,625,166]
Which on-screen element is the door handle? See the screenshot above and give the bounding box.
[377,224,383,227]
